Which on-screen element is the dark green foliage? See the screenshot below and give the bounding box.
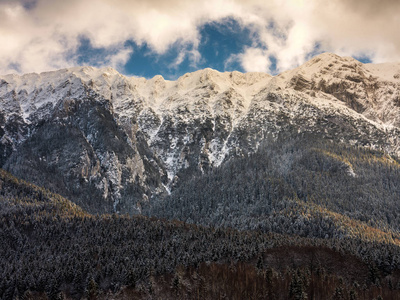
[2,168,400,299]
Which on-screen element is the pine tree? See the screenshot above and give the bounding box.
[85,277,99,300]
[289,270,308,300]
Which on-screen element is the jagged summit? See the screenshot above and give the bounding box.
[1,53,400,213]
[277,52,362,83]
[306,52,355,64]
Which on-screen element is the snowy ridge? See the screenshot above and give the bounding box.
[1,53,400,212]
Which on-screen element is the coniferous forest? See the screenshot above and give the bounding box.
[1,134,400,299]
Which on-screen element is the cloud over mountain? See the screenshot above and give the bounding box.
[0,0,399,75]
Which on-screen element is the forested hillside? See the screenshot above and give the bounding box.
[1,166,400,299]
[147,134,400,244]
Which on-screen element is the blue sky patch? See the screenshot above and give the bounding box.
[75,19,259,80]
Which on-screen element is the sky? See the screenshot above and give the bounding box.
[0,0,399,79]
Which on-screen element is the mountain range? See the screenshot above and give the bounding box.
[1,52,400,214]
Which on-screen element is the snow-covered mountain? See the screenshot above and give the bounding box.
[1,53,400,213]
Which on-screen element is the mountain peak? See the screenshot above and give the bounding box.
[274,52,367,91]
[306,52,363,65]
[309,52,342,62]
[297,53,362,75]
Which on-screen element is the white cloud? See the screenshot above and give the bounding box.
[236,48,271,73]
[106,48,134,70]
[0,0,399,75]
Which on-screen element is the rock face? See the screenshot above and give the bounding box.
[0,53,400,213]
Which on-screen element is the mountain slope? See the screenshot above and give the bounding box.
[1,53,400,213]
[146,135,400,244]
